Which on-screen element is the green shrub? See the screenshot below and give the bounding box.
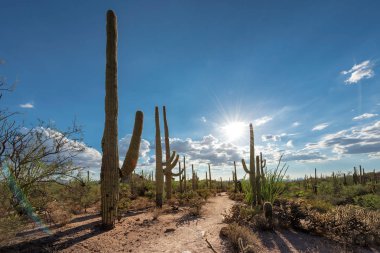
[354,194,380,210]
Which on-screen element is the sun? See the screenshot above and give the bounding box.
[221,121,246,141]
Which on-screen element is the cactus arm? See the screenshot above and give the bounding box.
[163,154,179,173]
[241,159,250,174]
[171,168,184,177]
[120,111,144,179]
[162,151,176,167]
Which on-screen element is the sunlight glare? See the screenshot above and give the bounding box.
[222,121,246,141]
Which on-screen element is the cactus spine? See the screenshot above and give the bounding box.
[242,123,257,206]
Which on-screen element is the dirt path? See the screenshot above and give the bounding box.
[138,192,234,253]
[1,193,234,253]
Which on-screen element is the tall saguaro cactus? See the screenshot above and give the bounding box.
[155,107,164,207]
[101,10,144,229]
[155,106,180,207]
[101,10,119,229]
[242,123,257,205]
[162,106,182,199]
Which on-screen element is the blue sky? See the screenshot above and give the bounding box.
[1,0,380,179]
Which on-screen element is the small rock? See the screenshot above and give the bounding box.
[135,218,140,221]
[164,228,176,233]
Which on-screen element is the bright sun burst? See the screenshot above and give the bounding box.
[222,121,246,141]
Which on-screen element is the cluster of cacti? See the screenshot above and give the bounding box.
[191,164,199,190]
[155,106,181,207]
[241,123,266,206]
[101,10,143,229]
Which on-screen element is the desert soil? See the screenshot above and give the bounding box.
[1,193,378,253]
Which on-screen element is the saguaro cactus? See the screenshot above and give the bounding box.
[162,106,181,200]
[155,107,164,207]
[101,9,120,230]
[120,111,143,182]
[155,106,180,207]
[208,163,212,189]
[233,161,237,193]
[242,123,257,205]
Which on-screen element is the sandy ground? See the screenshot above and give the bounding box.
[1,194,378,253]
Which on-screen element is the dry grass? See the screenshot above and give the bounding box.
[220,223,261,252]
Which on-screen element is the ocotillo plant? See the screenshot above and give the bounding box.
[101,10,143,229]
[162,106,181,199]
[241,123,257,205]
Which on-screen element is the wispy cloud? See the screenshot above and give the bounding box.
[262,134,281,142]
[292,121,300,127]
[353,113,378,121]
[286,140,294,148]
[312,123,329,131]
[19,102,34,109]
[341,60,375,84]
[201,116,207,123]
[307,120,380,156]
[254,116,272,127]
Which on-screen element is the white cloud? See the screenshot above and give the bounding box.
[341,60,375,84]
[353,113,378,121]
[292,122,300,127]
[312,123,329,131]
[19,102,34,109]
[201,116,207,123]
[286,140,294,148]
[307,120,380,156]
[253,116,272,127]
[262,134,281,142]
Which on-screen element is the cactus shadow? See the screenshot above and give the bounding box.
[256,230,292,253]
[176,213,205,227]
[1,220,105,252]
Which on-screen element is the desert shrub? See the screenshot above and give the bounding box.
[118,183,131,212]
[354,194,380,210]
[188,197,204,216]
[196,189,211,201]
[273,199,380,246]
[220,223,259,252]
[228,192,245,202]
[0,213,26,244]
[306,198,334,213]
[44,201,72,226]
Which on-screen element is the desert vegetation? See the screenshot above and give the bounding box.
[0,8,379,253]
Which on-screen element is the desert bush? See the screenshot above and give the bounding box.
[0,213,26,244]
[188,197,204,216]
[118,183,131,212]
[196,189,211,201]
[219,223,259,252]
[228,191,245,202]
[44,201,72,226]
[353,194,380,210]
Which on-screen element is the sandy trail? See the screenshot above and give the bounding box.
[138,193,234,253]
[2,194,377,253]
